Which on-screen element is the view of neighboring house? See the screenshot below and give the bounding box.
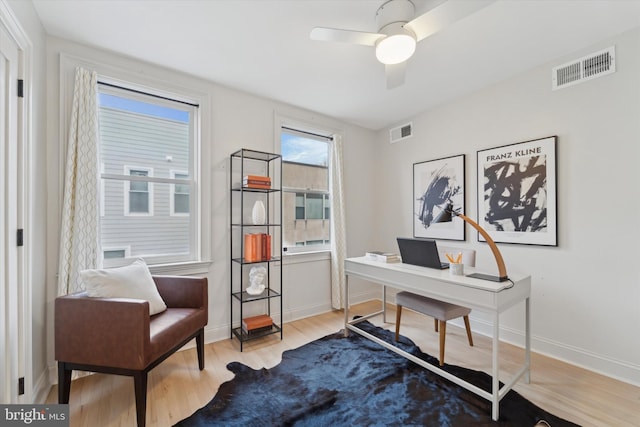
[282,161,330,249]
[98,91,192,266]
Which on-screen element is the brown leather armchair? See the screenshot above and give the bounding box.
[55,275,208,427]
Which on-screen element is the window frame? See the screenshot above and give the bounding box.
[59,54,212,275]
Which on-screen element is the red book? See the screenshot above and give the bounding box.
[262,234,271,261]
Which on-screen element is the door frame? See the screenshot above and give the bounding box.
[0,0,33,404]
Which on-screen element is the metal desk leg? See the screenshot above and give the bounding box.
[344,275,349,337]
[525,296,531,383]
[492,311,500,421]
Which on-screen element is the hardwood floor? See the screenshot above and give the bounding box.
[46,301,640,426]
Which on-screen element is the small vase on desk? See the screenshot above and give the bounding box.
[252,200,266,225]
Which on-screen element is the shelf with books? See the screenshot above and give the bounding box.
[231,323,283,343]
[229,148,283,351]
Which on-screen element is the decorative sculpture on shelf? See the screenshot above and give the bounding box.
[247,266,267,295]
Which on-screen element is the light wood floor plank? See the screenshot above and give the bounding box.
[46,301,640,426]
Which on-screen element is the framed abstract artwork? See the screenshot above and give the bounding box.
[413,154,465,241]
[476,136,557,246]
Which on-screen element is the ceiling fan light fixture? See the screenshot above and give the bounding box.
[375,22,416,65]
[376,33,416,64]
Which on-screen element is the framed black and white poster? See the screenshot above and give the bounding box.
[413,154,465,241]
[477,136,557,246]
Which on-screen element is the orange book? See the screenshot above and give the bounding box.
[243,183,272,190]
[244,234,260,262]
[242,314,273,331]
[243,179,271,185]
[244,234,254,262]
[243,175,271,182]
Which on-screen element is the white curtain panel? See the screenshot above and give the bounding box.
[329,134,347,309]
[57,67,100,296]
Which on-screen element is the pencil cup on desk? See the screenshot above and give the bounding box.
[450,263,464,276]
[446,252,464,275]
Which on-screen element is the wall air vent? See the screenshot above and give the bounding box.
[552,46,615,90]
[390,122,413,143]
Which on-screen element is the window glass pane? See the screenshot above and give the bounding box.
[295,193,305,219]
[174,172,189,214]
[129,192,149,213]
[130,170,148,192]
[99,93,190,180]
[281,130,328,166]
[130,181,148,192]
[174,194,189,213]
[306,194,323,219]
[280,126,332,252]
[104,250,125,259]
[175,183,189,194]
[101,181,190,257]
[98,87,196,266]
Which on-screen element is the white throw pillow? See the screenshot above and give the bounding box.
[80,258,167,315]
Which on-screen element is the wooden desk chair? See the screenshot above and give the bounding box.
[395,247,475,366]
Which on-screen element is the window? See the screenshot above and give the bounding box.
[98,83,199,267]
[125,166,153,215]
[103,246,130,260]
[280,126,332,253]
[171,171,190,215]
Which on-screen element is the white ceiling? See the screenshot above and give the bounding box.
[32,0,640,130]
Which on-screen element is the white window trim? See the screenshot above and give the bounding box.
[124,165,154,217]
[59,53,213,275]
[100,162,105,217]
[170,170,189,217]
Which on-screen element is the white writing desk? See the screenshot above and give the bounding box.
[344,256,531,421]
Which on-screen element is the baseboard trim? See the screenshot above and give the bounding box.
[454,314,640,387]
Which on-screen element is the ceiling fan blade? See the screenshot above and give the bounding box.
[386,62,406,89]
[405,0,495,42]
[310,27,384,46]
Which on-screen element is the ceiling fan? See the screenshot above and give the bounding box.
[310,0,494,89]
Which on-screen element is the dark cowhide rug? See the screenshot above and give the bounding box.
[176,321,580,426]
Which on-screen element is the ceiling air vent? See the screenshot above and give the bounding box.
[390,122,412,143]
[552,46,615,90]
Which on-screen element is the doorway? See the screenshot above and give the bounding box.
[1,8,28,404]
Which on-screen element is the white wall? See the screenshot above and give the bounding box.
[373,27,640,385]
[42,37,379,391]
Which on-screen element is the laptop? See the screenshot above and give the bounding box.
[396,237,449,269]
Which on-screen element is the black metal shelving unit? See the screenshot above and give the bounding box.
[229,148,283,351]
